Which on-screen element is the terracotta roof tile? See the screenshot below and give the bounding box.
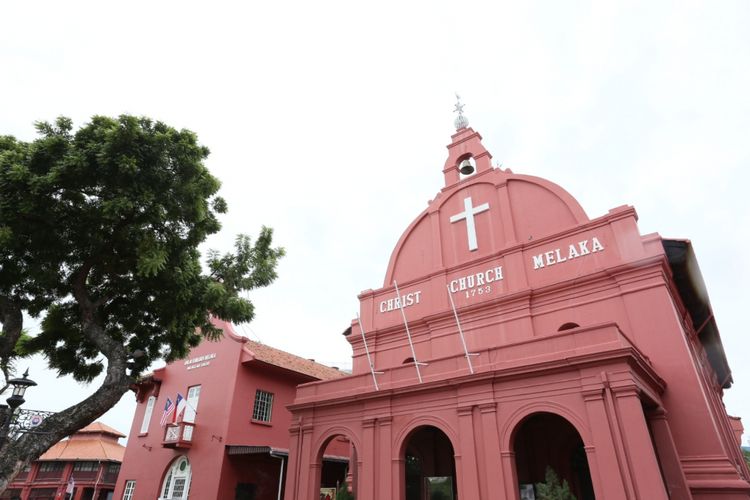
[76,422,126,438]
[242,339,349,380]
[40,438,124,462]
[38,421,125,462]
[210,318,349,380]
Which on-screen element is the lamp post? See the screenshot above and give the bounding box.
[0,369,37,449]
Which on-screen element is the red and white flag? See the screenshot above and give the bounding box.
[174,393,185,423]
[159,397,174,426]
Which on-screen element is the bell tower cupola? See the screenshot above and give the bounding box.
[443,94,493,188]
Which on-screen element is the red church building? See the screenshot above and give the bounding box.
[283,107,750,499]
[112,319,346,500]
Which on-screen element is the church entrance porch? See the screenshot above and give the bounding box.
[513,412,594,500]
[317,434,354,499]
[404,426,457,500]
[285,324,677,500]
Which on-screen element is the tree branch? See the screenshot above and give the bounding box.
[0,297,23,377]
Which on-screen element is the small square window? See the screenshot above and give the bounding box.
[252,390,274,422]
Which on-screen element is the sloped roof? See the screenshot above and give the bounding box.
[242,339,348,381]
[74,421,126,438]
[211,317,349,381]
[39,422,125,462]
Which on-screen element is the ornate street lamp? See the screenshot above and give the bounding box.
[6,369,37,410]
[0,369,37,448]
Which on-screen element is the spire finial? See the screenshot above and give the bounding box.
[453,93,469,130]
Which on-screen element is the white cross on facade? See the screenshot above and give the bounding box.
[449,196,490,251]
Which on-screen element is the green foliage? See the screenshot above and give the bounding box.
[335,484,355,500]
[743,448,750,469]
[0,115,283,380]
[535,467,576,500]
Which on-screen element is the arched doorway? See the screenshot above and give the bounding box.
[317,434,356,499]
[159,456,191,500]
[513,412,595,500]
[404,426,457,500]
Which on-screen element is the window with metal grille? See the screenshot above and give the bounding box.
[171,478,186,498]
[38,462,63,472]
[122,480,136,500]
[73,461,98,471]
[252,390,274,422]
[161,470,172,498]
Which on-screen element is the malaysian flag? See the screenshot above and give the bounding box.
[159,397,174,426]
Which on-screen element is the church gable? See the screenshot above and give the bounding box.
[506,176,588,241]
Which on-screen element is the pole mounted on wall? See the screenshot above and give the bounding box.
[394,281,427,383]
[356,313,383,391]
[445,286,480,374]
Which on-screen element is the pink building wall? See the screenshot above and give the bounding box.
[113,320,345,500]
[284,126,750,499]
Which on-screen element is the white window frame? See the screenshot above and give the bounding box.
[122,480,136,500]
[159,456,191,500]
[183,385,200,424]
[252,390,274,422]
[140,395,156,434]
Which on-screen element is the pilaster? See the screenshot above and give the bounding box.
[646,408,691,499]
[581,385,629,500]
[377,417,393,499]
[283,425,301,499]
[360,418,376,500]
[457,406,481,499]
[613,387,669,500]
[299,423,315,500]
[479,403,504,499]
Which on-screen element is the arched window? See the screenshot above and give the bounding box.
[558,322,580,331]
[160,456,191,500]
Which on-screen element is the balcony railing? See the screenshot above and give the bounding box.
[162,422,194,448]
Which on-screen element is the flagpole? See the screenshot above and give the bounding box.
[446,284,479,374]
[393,281,426,383]
[356,313,382,391]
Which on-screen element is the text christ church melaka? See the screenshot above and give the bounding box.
[284,105,749,500]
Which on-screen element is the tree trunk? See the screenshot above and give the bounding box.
[0,334,131,494]
[0,299,23,388]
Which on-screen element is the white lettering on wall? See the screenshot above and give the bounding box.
[184,353,216,370]
[532,237,605,270]
[448,266,504,294]
[378,290,423,313]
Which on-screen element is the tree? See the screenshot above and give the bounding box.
[535,467,576,500]
[335,483,355,500]
[0,115,284,492]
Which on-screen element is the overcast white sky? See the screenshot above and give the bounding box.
[1,1,748,445]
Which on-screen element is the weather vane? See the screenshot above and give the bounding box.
[453,92,469,130]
